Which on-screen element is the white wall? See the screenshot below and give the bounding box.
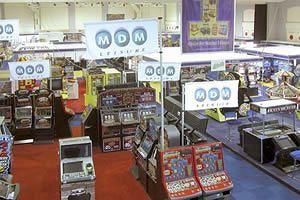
[108,5,135,19]
[4,3,34,33]
[235,3,255,38]
[40,3,68,31]
[75,5,102,30]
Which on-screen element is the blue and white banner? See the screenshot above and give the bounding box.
[0,19,19,41]
[138,62,181,82]
[184,80,239,111]
[9,60,51,81]
[84,19,159,59]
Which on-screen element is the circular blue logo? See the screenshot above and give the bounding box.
[132,27,147,45]
[156,67,165,76]
[166,66,175,76]
[16,66,24,75]
[221,87,231,100]
[0,26,3,34]
[208,88,220,101]
[26,65,34,75]
[5,24,13,34]
[195,88,206,102]
[114,29,130,47]
[95,30,112,49]
[35,64,44,74]
[145,66,155,76]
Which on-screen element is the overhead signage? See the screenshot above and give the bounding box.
[9,60,51,81]
[182,0,235,53]
[184,80,239,111]
[138,62,181,82]
[84,19,159,59]
[211,60,225,71]
[0,19,19,41]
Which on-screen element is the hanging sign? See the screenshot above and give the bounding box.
[138,62,181,82]
[182,0,235,53]
[184,80,239,111]
[84,19,159,59]
[9,60,51,81]
[211,60,225,71]
[0,19,19,41]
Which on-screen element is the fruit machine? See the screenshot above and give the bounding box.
[81,105,98,144]
[157,146,202,200]
[193,142,233,199]
[121,108,139,150]
[33,89,54,143]
[123,70,136,83]
[99,110,122,152]
[59,136,96,200]
[272,135,300,173]
[101,67,121,86]
[13,89,33,142]
[0,94,13,128]
[84,67,105,107]
[0,117,13,176]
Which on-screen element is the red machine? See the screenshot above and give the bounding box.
[160,146,202,200]
[193,142,233,199]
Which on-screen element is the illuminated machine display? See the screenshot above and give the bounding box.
[34,89,55,143]
[98,86,156,153]
[84,67,105,107]
[13,90,33,142]
[0,117,13,176]
[59,137,96,200]
[160,146,202,200]
[193,142,233,199]
[0,94,13,127]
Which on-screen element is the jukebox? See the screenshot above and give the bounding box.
[34,89,54,143]
[13,90,33,142]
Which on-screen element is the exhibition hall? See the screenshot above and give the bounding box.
[1,0,300,199]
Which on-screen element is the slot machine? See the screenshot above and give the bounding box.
[159,146,202,200]
[34,89,54,143]
[101,68,121,86]
[100,110,122,152]
[0,117,13,176]
[14,90,33,131]
[193,142,233,199]
[0,94,13,127]
[121,108,139,150]
[59,137,96,200]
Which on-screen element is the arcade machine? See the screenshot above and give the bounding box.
[123,70,137,83]
[0,94,13,129]
[121,108,139,150]
[99,110,122,152]
[81,105,98,144]
[33,89,55,143]
[193,142,233,199]
[272,135,300,173]
[59,136,96,200]
[13,90,33,143]
[0,117,13,177]
[84,67,105,107]
[158,146,202,200]
[101,67,121,86]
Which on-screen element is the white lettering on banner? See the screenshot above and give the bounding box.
[184,80,239,111]
[9,60,50,81]
[138,62,181,82]
[0,19,19,41]
[84,19,158,59]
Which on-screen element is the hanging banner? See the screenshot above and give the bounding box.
[182,0,235,53]
[211,60,225,71]
[138,62,181,82]
[84,19,159,59]
[0,19,19,41]
[9,60,51,81]
[184,80,239,111]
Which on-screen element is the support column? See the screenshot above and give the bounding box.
[68,2,76,32]
[102,3,108,21]
[0,3,5,19]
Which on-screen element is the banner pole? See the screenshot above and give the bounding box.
[181,84,185,146]
[158,16,164,151]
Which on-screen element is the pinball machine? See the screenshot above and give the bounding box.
[13,90,33,143]
[193,142,233,199]
[33,89,55,143]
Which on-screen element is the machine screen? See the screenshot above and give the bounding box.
[276,137,296,149]
[194,143,224,176]
[15,107,32,118]
[162,148,194,182]
[36,107,52,117]
[51,78,63,90]
[140,135,154,156]
[63,161,83,173]
[61,143,91,159]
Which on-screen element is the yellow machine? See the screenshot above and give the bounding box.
[84,67,121,107]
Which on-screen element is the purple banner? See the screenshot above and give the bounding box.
[182,0,235,53]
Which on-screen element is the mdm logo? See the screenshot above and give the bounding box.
[195,87,231,102]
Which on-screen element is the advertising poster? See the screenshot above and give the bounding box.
[184,80,239,111]
[182,0,235,53]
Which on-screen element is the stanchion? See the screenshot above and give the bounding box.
[181,84,185,146]
[158,16,164,151]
